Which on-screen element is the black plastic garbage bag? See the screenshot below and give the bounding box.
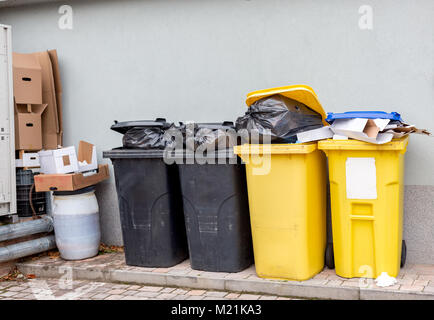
[111,119,181,150]
[181,122,238,152]
[122,126,178,150]
[235,94,323,143]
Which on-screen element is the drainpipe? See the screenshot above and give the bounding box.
[0,216,54,242]
[0,235,56,263]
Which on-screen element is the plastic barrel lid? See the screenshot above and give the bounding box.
[184,121,235,130]
[110,118,172,134]
[326,111,402,124]
[53,185,96,196]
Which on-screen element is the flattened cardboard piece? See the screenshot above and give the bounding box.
[47,50,63,146]
[346,157,377,199]
[297,126,334,143]
[12,52,43,104]
[34,51,60,150]
[14,103,47,150]
[77,140,98,172]
[331,118,394,144]
[34,164,109,192]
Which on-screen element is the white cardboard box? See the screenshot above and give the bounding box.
[38,141,98,174]
[38,146,79,174]
[15,152,40,167]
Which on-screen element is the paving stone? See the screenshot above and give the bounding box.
[91,293,110,300]
[104,294,123,300]
[172,295,189,300]
[276,297,291,300]
[186,295,204,300]
[259,295,277,300]
[8,286,26,292]
[107,289,126,295]
[326,280,344,287]
[135,291,160,298]
[160,287,176,293]
[423,286,434,294]
[203,297,226,300]
[204,291,227,297]
[187,290,206,296]
[152,268,171,273]
[399,285,424,292]
[173,288,189,295]
[121,295,146,300]
[225,293,240,299]
[0,291,18,297]
[157,293,177,299]
[413,280,429,286]
[126,285,141,290]
[122,290,140,296]
[238,294,260,300]
[138,286,163,292]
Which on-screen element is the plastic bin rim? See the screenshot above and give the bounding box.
[318,136,409,151]
[103,148,238,159]
[233,143,317,155]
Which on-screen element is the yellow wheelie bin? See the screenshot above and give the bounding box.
[318,137,409,279]
[233,85,328,281]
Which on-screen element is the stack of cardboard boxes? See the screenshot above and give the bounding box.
[13,50,108,193]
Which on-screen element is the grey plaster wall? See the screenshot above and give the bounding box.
[1,0,433,263]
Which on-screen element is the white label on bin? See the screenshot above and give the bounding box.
[346,157,377,199]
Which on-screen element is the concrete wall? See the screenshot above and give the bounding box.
[1,0,433,263]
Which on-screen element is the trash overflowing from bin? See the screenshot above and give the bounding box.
[103,83,432,281]
[325,111,431,144]
[235,94,324,144]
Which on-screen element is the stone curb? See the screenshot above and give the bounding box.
[16,262,434,300]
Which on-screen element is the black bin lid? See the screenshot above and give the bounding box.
[110,118,172,134]
[185,121,235,130]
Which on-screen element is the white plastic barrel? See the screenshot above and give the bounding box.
[52,186,101,260]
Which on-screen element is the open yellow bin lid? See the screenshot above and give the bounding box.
[246,85,328,125]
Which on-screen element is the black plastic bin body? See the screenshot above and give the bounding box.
[176,149,253,272]
[103,148,188,268]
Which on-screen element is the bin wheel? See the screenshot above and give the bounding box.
[401,240,407,268]
[325,243,335,269]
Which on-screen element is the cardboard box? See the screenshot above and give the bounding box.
[77,140,98,172]
[34,164,109,192]
[38,146,79,174]
[12,53,43,104]
[331,118,394,144]
[15,152,40,168]
[14,103,47,150]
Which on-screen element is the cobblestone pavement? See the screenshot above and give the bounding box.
[14,252,434,299]
[0,278,300,300]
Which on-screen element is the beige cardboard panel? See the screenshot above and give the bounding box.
[34,51,59,150]
[77,140,94,163]
[12,52,42,104]
[48,49,63,146]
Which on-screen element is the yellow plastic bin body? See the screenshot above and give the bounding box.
[318,137,409,279]
[234,143,327,281]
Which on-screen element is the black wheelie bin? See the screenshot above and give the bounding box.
[103,119,188,267]
[176,122,253,272]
